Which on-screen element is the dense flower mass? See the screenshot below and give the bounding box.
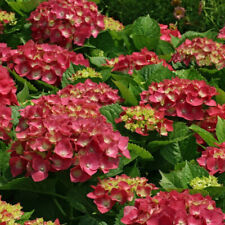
[218,25,225,39]
[0,65,18,105]
[159,24,181,43]
[28,0,105,48]
[172,37,225,70]
[190,175,221,189]
[58,79,122,105]
[0,195,60,224]
[116,105,173,136]
[0,10,16,34]
[140,77,217,121]
[197,142,225,175]
[9,94,130,183]
[105,48,173,75]
[121,190,225,225]
[69,67,102,81]
[0,105,12,141]
[104,16,124,31]
[0,195,23,224]
[87,174,158,213]
[0,40,89,85]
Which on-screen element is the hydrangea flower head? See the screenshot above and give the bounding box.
[28,0,105,48]
[172,37,225,70]
[140,77,217,121]
[197,142,225,175]
[121,190,225,225]
[0,40,89,86]
[0,10,16,34]
[58,79,122,106]
[69,67,102,81]
[218,25,225,39]
[24,218,60,225]
[87,174,158,213]
[105,48,173,75]
[116,104,173,136]
[9,93,130,183]
[190,175,221,189]
[104,16,124,31]
[159,23,181,43]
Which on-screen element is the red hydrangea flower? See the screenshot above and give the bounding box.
[0,65,18,105]
[87,174,158,213]
[24,218,60,225]
[218,25,225,39]
[172,37,225,70]
[116,105,173,136]
[0,40,89,85]
[140,77,217,121]
[105,48,173,75]
[28,0,105,48]
[121,190,225,225]
[159,24,181,43]
[9,94,130,182]
[197,142,225,175]
[58,79,122,106]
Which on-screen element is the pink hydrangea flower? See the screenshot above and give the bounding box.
[87,174,158,213]
[28,0,105,48]
[172,37,225,70]
[159,24,181,43]
[0,40,89,86]
[105,48,173,75]
[218,25,225,39]
[140,77,217,121]
[121,190,225,225]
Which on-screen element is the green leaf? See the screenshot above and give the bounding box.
[216,88,225,104]
[17,81,29,103]
[113,80,138,106]
[131,15,160,50]
[174,68,207,81]
[140,63,175,89]
[216,117,225,143]
[78,215,108,225]
[9,69,37,92]
[89,56,107,67]
[16,210,34,224]
[128,143,153,160]
[100,103,123,129]
[114,207,125,225]
[156,40,174,56]
[159,161,209,190]
[189,124,218,146]
[34,80,59,92]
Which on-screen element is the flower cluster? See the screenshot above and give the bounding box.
[218,25,225,39]
[159,24,181,43]
[0,65,18,105]
[105,48,173,75]
[58,79,122,105]
[190,175,221,190]
[24,218,60,225]
[69,67,102,81]
[0,195,23,224]
[172,37,225,70]
[104,16,124,31]
[87,174,158,213]
[0,40,89,85]
[0,10,16,34]
[140,77,217,121]
[28,0,105,48]
[9,94,130,183]
[0,105,13,141]
[0,43,12,63]
[115,105,173,136]
[121,190,225,225]
[197,142,225,175]
[0,195,60,224]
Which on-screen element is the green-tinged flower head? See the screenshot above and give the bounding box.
[190,175,222,190]
[116,104,173,136]
[0,10,16,25]
[24,218,60,225]
[71,67,102,81]
[104,16,124,31]
[0,196,23,224]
